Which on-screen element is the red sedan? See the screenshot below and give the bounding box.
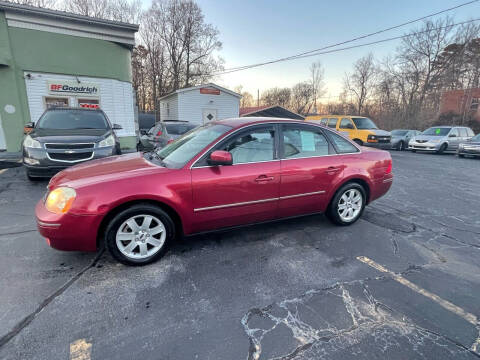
[36,118,393,265]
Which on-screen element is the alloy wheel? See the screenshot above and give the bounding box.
[337,189,363,222]
[115,214,166,259]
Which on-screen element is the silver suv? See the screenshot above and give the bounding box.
[408,126,474,154]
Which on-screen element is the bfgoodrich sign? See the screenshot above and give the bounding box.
[47,81,99,95]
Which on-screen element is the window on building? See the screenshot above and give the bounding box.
[78,99,100,109]
[470,97,479,111]
[45,97,69,109]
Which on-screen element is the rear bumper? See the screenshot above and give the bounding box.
[35,200,102,251]
[370,175,393,202]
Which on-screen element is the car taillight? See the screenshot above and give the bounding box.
[157,130,163,136]
[385,161,392,174]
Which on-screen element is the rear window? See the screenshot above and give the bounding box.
[327,131,359,154]
[165,123,196,135]
[37,110,108,130]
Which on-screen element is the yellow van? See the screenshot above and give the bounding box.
[305,115,391,148]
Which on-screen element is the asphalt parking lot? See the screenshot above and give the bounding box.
[0,151,479,360]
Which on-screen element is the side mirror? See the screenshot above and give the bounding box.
[24,122,34,134]
[208,150,232,166]
[113,123,122,130]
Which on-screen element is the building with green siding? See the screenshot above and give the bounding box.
[0,1,139,152]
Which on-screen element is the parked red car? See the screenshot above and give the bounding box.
[36,118,393,265]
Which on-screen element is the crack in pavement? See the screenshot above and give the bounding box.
[242,272,480,360]
[0,249,105,349]
[0,229,37,237]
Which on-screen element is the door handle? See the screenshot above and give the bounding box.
[326,166,341,174]
[255,175,275,182]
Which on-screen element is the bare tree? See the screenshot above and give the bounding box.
[290,82,314,115]
[261,87,291,108]
[6,0,58,8]
[234,86,254,108]
[310,61,326,114]
[344,53,376,114]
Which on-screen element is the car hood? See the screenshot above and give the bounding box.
[48,152,164,189]
[369,129,391,136]
[30,128,110,143]
[412,135,445,141]
[461,141,480,145]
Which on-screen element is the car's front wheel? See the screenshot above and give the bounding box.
[397,141,405,151]
[105,204,175,265]
[437,143,447,154]
[327,183,366,226]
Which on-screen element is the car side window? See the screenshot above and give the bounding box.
[218,127,275,164]
[327,118,337,128]
[450,128,459,137]
[339,118,354,129]
[467,128,474,137]
[459,128,467,137]
[282,125,330,159]
[326,131,359,154]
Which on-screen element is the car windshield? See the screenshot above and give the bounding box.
[422,127,451,136]
[391,130,408,136]
[37,110,109,130]
[154,123,231,168]
[165,123,197,135]
[352,117,378,129]
[472,134,480,141]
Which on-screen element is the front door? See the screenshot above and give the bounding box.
[202,109,218,124]
[191,125,280,233]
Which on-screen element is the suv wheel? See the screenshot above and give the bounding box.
[327,183,366,226]
[105,204,175,265]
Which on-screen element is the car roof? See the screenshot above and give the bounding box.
[213,117,308,128]
[45,107,102,112]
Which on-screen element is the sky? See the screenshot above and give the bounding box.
[142,0,480,99]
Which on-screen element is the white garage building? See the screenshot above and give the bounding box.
[159,83,241,125]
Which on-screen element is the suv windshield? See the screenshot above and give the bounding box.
[422,127,451,136]
[37,110,109,130]
[352,117,378,129]
[155,123,231,168]
[391,130,408,136]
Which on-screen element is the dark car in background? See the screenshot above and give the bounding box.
[458,133,480,158]
[390,129,421,151]
[164,120,197,140]
[23,108,122,180]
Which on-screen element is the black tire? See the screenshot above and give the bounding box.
[353,139,363,146]
[105,204,175,266]
[326,183,366,226]
[396,141,405,151]
[437,143,447,154]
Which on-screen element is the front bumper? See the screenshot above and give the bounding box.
[35,200,102,252]
[364,141,391,149]
[408,142,442,151]
[24,146,116,177]
[458,146,480,156]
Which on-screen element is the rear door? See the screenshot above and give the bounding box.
[448,128,461,150]
[190,125,280,233]
[278,123,344,218]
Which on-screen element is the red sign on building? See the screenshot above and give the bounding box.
[200,88,220,95]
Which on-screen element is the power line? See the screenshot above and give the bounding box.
[217,17,480,76]
[216,0,479,75]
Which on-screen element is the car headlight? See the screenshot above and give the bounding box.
[23,135,42,149]
[45,187,76,214]
[98,134,115,147]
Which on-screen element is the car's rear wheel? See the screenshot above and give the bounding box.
[327,183,366,226]
[105,204,175,265]
[437,143,447,154]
